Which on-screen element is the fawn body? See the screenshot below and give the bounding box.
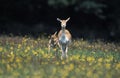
[48,31,58,53]
[57,17,72,59]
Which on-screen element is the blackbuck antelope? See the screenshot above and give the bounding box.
[57,17,72,59]
[48,31,59,53]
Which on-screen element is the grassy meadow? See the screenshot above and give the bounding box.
[0,36,120,78]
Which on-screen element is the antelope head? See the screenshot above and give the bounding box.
[57,17,70,29]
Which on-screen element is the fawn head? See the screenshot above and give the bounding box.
[57,17,70,29]
[51,31,57,40]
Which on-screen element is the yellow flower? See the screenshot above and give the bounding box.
[13,71,20,77]
[70,57,73,61]
[34,41,37,44]
[53,48,57,51]
[69,63,74,71]
[88,45,91,48]
[22,38,27,42]
[27,46,30,51]
[105,56,113,63]
[75,68,80,73]
[10,51,14,55]
[81,55,86,59]
[0,47,3,52]
[87,71,93,77]
[55,61,59,65]
[98,58,103,62]
[24,49,28,53]
[32,50,38,56]
[105,49,108,52]
[0,68,3,74]
[87,56,95,62]
[6,64,13,71]
[92,51,95,54]
[18,44,21,48]
[40,49,44,55]
[61,61,65,65]
[9,51,15,62]
[10,47,13,50]
[105,63,111,69]
[72,55,80,60]
[16,57,22,63]
[115,63,120,70]
[43,54,48,58]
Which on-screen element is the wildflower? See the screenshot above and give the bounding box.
[34,41,37,44]
[13,71,20,77]
[61,61,65,65]
[87,71,93,77]
[75,68,80,73]
[105,55,113,62]
[105,49,108,52]
[40,49,44,55]
[115,63,120,70]
[16,57,22,63]
[0,47,3,52]
[105,63,111,69]
[74,55,80,60]
[43,54,48,58]
[0,68,3,74]
[98,58,103,62]
[24,49,28,53]
[55,62,59,65]
[91,51,95,54]
[26,46,30,51]
[6,64,13,71]
[87,56,95,62]
[81,55,86,59]
[10,47,13,50]
[53,48,57,51]
[10,51,14,55]
[69,63,74,71]
[32,50,38,56]
[9,51,15,62]
[18,44,21,49]
[88,45,91,48]
[70,57,73,61]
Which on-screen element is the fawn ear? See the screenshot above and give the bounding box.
[54,31,57,35]
[57,18,61,22]
[66,17,70,22]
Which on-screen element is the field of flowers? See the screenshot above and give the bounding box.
[0,36,120,78]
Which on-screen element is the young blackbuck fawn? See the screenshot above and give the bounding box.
[48,31,59,53]
[57,17,72,59]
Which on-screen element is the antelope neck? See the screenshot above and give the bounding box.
[62,27,66,31]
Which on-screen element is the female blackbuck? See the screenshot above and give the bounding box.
[48,31,59,53]
[57,17,72,59]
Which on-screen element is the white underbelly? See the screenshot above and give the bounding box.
[59,35,69,44]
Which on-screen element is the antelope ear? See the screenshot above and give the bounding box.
[54,31,57,35]
[57,18,61,22]
[66,17,70,22]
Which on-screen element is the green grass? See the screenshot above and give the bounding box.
[0,36,120,78]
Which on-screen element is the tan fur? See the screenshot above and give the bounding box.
[57,17,72,59]
[58,30,72,41]
[48,32,59,53]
